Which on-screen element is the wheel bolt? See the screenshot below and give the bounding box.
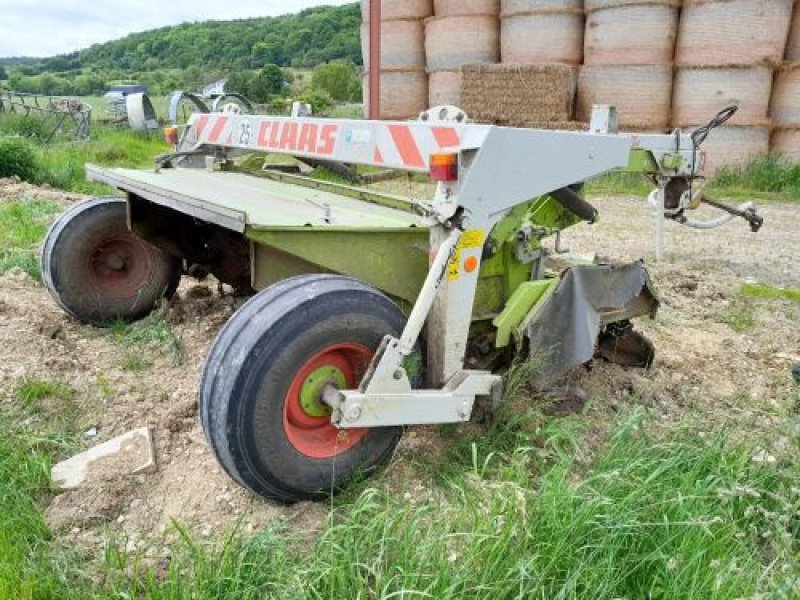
[345,405,362,422]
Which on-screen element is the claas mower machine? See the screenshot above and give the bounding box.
[41,104,762,502]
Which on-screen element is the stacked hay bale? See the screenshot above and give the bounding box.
[426,0,500,108]
[500,0,584,65]
[578,0,679,131]
[673,0,793,174]
[461,63,578,127]
[360,0,432,119]
[770,5,800,161]
[454,0,582,127]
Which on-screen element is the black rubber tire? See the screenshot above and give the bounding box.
[41,197,181,326]
[200,274,413,503]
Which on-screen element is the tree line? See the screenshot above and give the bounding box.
[0,4,362,101]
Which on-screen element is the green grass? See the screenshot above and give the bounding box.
[0,113,170,193]
[0,198,63,280]
[0,422,82,599]
[585,155,800,201]
[16,378,74,405]
[717,301,757,332]
[1,372,797,599]
[708,155,800,201]
[108,310,184,369]
[1,377,93,599]
[102,413,797,599]
[717,283,800,332]
[35,127,170,193]
[741,282,800,304]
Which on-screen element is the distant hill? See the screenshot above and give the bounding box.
[2,3,361,72]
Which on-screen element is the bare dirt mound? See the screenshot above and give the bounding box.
[0,176,87,205]
[0,271,325,555]
[0,192,797,556]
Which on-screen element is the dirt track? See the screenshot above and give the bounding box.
[1,181,797,557]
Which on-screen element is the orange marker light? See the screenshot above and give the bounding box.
[464,255,479,273]
[164,127,179,146]
[430,152,458,182]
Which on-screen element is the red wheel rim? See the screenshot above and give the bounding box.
[283,343,372,458]
[85,235,155,299]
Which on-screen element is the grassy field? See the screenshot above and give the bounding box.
[77,95,170,122]
[0,115,169,193]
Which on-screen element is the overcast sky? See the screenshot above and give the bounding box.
[0,0,353,58]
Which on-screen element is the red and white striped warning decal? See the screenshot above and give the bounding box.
[185,114,489,172]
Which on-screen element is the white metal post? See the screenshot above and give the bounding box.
[654,185,666,261]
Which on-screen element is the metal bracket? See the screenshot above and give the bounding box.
[333,370,502,428]
[515,226,544,263]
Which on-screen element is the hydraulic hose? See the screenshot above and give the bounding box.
[549,186,598,223]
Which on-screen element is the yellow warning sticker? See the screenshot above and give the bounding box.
[447,230,485,281]
[460,229,485,249]
[447,248,462,281]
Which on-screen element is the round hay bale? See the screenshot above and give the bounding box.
[771,128,800,162]
[770,63,800,127]
[786,6,800,60]
[501,0,582,14]
[501,11,584,65]
[434,0,500,15]
[425,15,500,71]
[586,0,679,9]
[672,66,773,127]
[362,69,429,120]
[361,0,433,21]
[676,0,793,67]
[696,125,769,176]
[429,70,463,107]
[577,65,672,129]
[584,4,678,66]
[361,20,425,70]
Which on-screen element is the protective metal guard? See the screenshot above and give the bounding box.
[525,262,659,381]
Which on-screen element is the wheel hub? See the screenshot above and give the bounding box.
[299,365,345,417]
[283,343,371,459]
[86,235,155,299]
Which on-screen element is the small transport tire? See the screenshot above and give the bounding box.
[200,274,417,503]
[41,196,181,326]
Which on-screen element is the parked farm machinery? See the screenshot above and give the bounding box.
[0,90,91,141]
[41,105,761,502]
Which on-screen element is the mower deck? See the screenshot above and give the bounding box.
[86,164,427,233]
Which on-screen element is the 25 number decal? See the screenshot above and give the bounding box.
[239,122,253,146]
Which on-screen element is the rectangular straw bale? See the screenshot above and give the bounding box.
[460,63,577,126]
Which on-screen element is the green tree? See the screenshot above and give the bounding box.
[311,62,359,102]
[224,71,253,96]
[0,66,7,81]
[298,89,334,116]
[247,64,285,102]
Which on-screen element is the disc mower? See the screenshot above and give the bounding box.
[41,104,761,502]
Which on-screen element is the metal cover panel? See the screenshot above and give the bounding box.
[88,166,427,230]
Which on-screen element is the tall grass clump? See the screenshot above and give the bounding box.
[0,394,90,598]
[0,113,169,191]
[0,198,63,280]
[110,413,798,599]
[36,128,170,193]
[0,138,40,182]
[108,309,185,368]
[0,114,53,141]
[709,154,800,199]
